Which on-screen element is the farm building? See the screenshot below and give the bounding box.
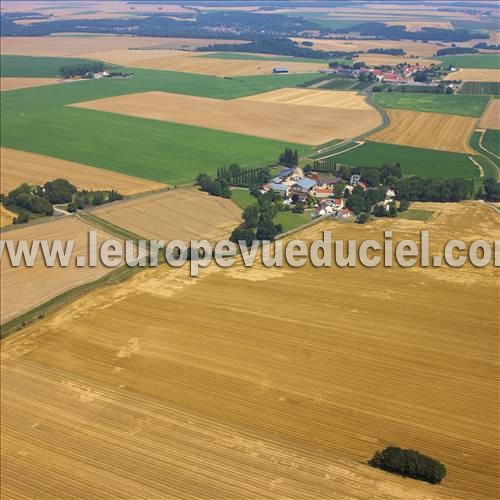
[337,208,354,219]
[318,176,343,187]
[268,182,288,197]
[313,186,334,198]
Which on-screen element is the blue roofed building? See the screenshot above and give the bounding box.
[295,178,317,192]
[278,167,294,178]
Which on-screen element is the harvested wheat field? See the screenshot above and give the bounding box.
[240,87,374,109]
[78,49,327,76]
[0,217,116,324]
[369,110,477,153]
[93,188,241,243]
[0,36,243,57]
[0,148,166,196]
[444,69,500,82]
[71,90,381,144]
[1,202,497,499]
[0,78,59,92]
[362,54,438,67]
[291,38,442,58]
[385,20,453,31]
[0,205,15,228]
[479,99,500,130]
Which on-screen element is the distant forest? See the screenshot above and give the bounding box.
[0,11,327,38]
[197,37,357,60]
[336,21,488,42]
[1,10,486,43]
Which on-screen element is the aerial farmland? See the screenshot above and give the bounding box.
[1,0,499,499]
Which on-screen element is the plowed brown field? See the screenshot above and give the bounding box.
[0,78,58,92]
[93,188,241,243]
[0,217,116,324]
[71,90,382,144]
[1,202,497,499]
[369,109,477,153]
[0,148,166,196]
[479,99,500,130]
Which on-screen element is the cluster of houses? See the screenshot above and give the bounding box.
[83,70,111,79]
[262,168,395,220]
[326,62,436,85]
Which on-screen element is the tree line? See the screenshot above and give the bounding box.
[59,62,105,79]
[367,48,405,56]
[197,164,272,198]
[436,46,478,56]
[197,37,355,60]
[230,190,283,245]
[2,179,123,224]
[336,21,487,42]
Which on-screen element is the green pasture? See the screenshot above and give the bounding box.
[0,55,112,78]
[275,211,310,232]
[437,54,500,69]
[332,141,481,178]
[1,56,317,185]
[482,129,500,158]
[372,92,489,117]
[397,209,433,221]
[230,188,256,210]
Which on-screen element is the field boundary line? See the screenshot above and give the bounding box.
[314,141,365,161]
[470,130,500,180]
[0,264,142,339]
[478,129,500,160]
[468,156,484,177]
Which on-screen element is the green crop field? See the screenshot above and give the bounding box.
[230,188,256,210]
[436,54,500,69]
[197,53,330,64]
[459,82,500,96]
[483,129,500,158]
[1,56,317,185]
[321,78,358,90]
[469,131,499,179]
[332,141,480,178]
[274,211,310,232]
[0,55,112,78]
[372,92,489,117]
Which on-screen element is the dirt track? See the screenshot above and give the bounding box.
[369,109,477,153]
[1,202,498,499]
[0,148,166,196]
[71,90,382,144]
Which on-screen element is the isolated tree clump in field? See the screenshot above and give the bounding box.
[369,446,447,484]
